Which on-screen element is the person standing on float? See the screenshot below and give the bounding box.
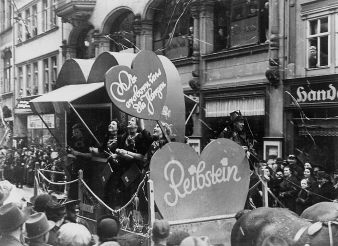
[219,110,256,168]
[67,123,93,199]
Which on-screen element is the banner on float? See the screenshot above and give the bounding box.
[150,139,250,221]
[105,50,168,120]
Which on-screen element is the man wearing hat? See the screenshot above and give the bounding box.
[311,172,337,205]
[152,219,170,246]
[96,215,120,245]
[24,212,55,246]
[45,200,67,245]
[0,202,30,246]
[219,110,256,163]
[286,154,304,181]
[30,193,53,213]
[62,199,89,229]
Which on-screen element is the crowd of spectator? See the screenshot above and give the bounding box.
[0,186,202,246]
[0,144,64,191]
[247,154,338,215]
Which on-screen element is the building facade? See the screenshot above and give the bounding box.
[1,0,291,164]
[56,0,278,159]
[0,0,14,146]
[284,0,338,172]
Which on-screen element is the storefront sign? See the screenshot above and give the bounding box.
[150,139,250,221]
[291,82,338,104]
[27,114,54,129]
[16,100,31,109]
[105,50,168,120]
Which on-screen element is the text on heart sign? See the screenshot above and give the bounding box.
[109,68,166,115]
[163,157,241,206]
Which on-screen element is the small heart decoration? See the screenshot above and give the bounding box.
[150,139,250,221]
[105,50,167,120]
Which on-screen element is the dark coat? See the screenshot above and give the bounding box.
[0,235,24,246]
[295,189,312,215]
[311,182,337,205]
[278,175,299,212]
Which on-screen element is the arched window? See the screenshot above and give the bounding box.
[109,11,135,52]
[153,0,193,59]
[76,27,95,59]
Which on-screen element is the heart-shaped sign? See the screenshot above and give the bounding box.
[150,139,250,221]
[105,50,168,120]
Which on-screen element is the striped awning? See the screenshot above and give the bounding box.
[205,97,265,117]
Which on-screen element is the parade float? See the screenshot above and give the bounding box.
[29,50,250,246]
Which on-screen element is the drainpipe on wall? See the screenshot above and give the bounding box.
[265,0,280,87]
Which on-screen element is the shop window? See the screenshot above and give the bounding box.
[109,11,135,53]
[153,0,193,59]
[307,16,330,68]
[27,114,57,149]
[214,0,268,52]
[76,26,95,59]
[3,50,11,93]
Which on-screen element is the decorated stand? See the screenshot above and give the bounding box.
[29,50,250,246]
[104,50,251,246]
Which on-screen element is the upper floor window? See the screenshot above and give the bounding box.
[26,64,31,95]
[7,0,11,29]
[3,50,12,93]
[307,16,330,68]
[109,11,135,53]
[51,56,57,90]
[43,0,48,32]
[76,27,95,59]
[18,67,23,97]
[153,0,193,59]
[25,9,31,39]
[1,0,5,31]
[214,0,269,52]
[17,21,23,43]
[32,5,37,36]
[43,59,49,93]
[336,14,338,66]
[33,62,38,95]
[52,0,57,27]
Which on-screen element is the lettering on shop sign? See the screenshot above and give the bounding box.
[150,139,250,221]
[105,50,167,120]
[293,83,338,104]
